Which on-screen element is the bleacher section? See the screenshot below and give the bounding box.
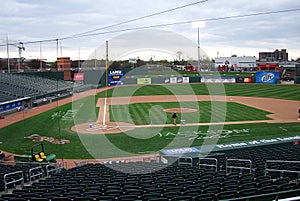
[0,73,74,103]
[0,162,58,193]
[1,142,300,200]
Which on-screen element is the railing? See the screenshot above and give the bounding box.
[29,166,43,184]
[226,159,253,174]
[199,158,218,171]
[265,160,300,176]
[46,163,63,177]
[3,171,24,193]
[178,157,193,166]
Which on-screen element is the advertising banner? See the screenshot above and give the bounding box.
[164,77,170,84]
[256,72,279,84]
[183,77,190,83]
[137,78,152,84]
[177,77,183,83]
[236,77,254,83]
[73,72,84,81]
[108,70,123,86]
[170,77,177,84]
[201,77,236,83]
[160,147,200,155]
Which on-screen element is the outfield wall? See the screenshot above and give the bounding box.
[80,69,283,85]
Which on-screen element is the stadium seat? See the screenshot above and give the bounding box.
[72,197,93,201]
[171,195,193,201]
[259,185,278,194]
[117,194,139,201]
[239,182,257,190]
[183,189,201,197]
[34,154,43,162]
[222,184,239,192]
[39,152,47,159]
[94,195,116,201]
[194,193,215,201]
[0,194,20,199]
[30,198,48,201]
[141,193,162,200]
[257,180,274,188]
[148,198,168,201]
[238,187,258,197]
[202,186,220,194]
[278,182,296,191]
[273,177,289,185]
[217,190,237,200]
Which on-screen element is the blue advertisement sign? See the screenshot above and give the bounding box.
[160,147,199,155]
[256,72,279,84]
[108,70,124,86]
[0,101,22,113]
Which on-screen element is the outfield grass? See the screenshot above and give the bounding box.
[110,101,271,125]
[97,84,300,100]
[0,84,299,159]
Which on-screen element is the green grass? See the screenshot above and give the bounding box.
[104,123,300,154]
[0,83,300,159]
[0,106,299,159]
[73,122,300,158]
[97,84,300,100]
[110,102,271,125]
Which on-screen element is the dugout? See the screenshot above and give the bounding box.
[0,97,32,116]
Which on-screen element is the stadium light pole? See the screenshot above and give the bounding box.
[6,35,10,73]
[40,42,42,71]
[17,41,25,72]
[192,21,205,71]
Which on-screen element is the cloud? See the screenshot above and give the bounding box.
[0,0,300,61]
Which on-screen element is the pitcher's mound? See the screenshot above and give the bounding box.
[164,108,198,113]
[71,122,136,134]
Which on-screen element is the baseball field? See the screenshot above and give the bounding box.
[0,83,300,160]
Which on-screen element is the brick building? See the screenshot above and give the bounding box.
[259,49,288,62]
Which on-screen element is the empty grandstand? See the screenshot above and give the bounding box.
[1,141,300,200]
[0,73,74,103]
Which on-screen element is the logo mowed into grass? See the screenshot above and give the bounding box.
[24,134,71,144]
[158,128,251,140]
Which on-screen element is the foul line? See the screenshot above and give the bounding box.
[102,97,107,127]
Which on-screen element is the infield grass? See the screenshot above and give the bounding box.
[110,101,271,125]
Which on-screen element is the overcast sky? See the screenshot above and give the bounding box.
[0,0,300,61]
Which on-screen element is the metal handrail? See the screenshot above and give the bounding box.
[29,166,43,183]
[178,157,193,166]
[46,163,62,177]
[3,171,24,193]
[226,158,253,174]
[265,160,300,176]
[199,158,218,171]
